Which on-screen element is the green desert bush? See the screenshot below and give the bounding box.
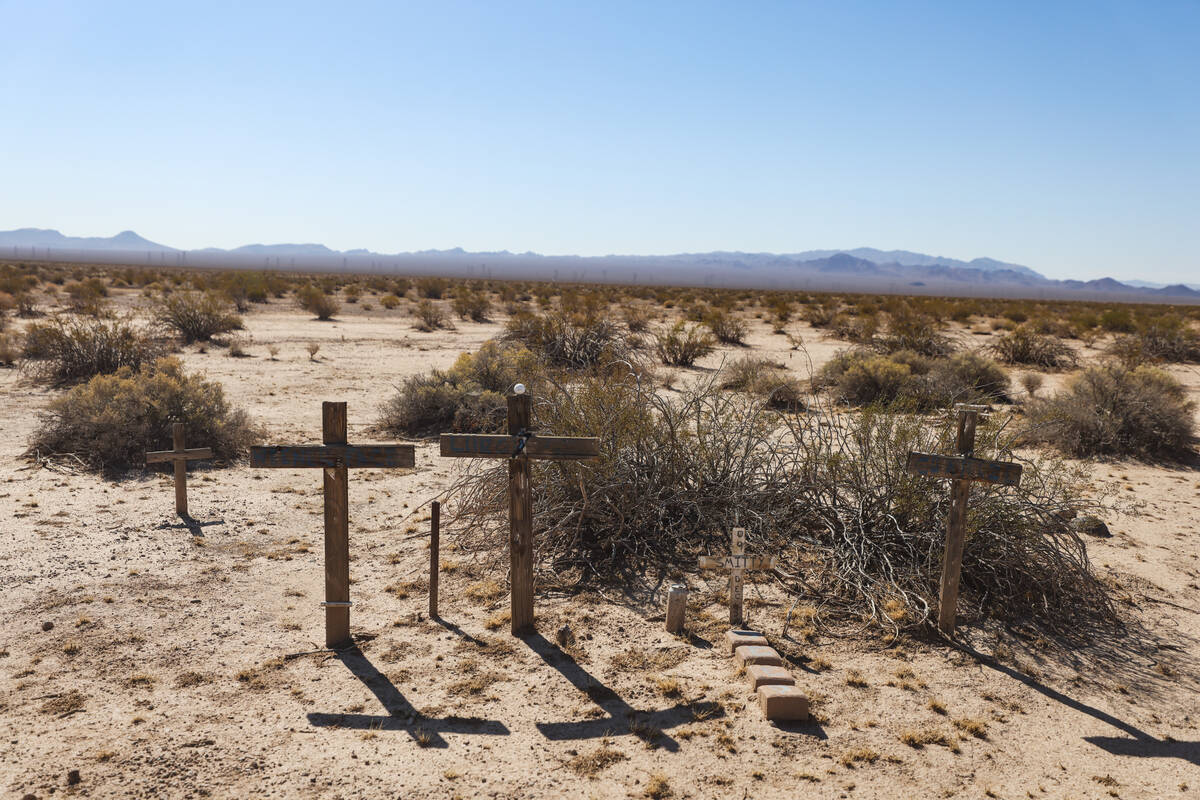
[28,357,256,470]
[155,291,243,343]
[448,370,1114,634]
[704,309,749,346]
[413,299,451,331]
[296,285,340,320]
[654,321,716,367]
[990,325,1078,369]
[1025,364,1195,460]
[877,310,955,357]
[1108,315,1200,365]
[504,311,631,370]
[821,349,1009,409]
[452,289,492,322]
[22,316,165,385]
[377,341,540,436]
[416,277,449,299]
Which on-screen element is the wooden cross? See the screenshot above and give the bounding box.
[146,422,212,517]
[698,527,775,626]
[905,404,1022,635]
[250,402,416,649]
[439,390,599,635]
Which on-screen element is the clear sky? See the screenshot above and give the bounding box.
[2,1,1197,282]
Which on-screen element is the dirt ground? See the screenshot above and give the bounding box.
[2,292,1198,799]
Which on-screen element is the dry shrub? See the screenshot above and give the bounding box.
[414,299,450,331]
[448,367,1113,634]
[1108,315,1200,365]
[504,311,631,370]
[0,331,20,366]
[296,285,340,320]
[704,309,749,345]
[379,293,402,309]
[416,277,449,299]
[720,356,805,410]
[155,291,243,342]
[22,316,165,385]
[821,349,1009,410]
[990,325,1077,369]
[877,310,956,357]
[654,321,715,366]
[29,357,256,470]
[452,289,492,322]
[1025,364,1195,460]
[377,341,539,436]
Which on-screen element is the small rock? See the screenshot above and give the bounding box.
[41,621,53,632]
[1073,515,1111,538]
[67,769,81,785]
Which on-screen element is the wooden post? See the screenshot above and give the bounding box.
[322,401,351,649]
[429,500,440,618]
[938,408,978,635]
[729,527,746,626]
[172,423,188,516]
[665,584,688,634]
[508,393,534,634]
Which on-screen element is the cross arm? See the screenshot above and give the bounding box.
[146,447,214,463]
[250,444,416,469]
[905,451,1022,486]
[699,555,775,571]
[440,434,600,461]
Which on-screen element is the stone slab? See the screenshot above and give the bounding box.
[745,664,795,691]
[725,629,769,653]
[758,684,810,721]
[734,645,784,668]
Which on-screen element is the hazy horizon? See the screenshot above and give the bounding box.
[2,2,1197,283]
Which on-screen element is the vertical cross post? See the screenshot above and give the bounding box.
[322,401,351,648]
[172,423,188,516]
[728,527,746,626]
[508,393,535,634]
[429,500,440,619]
[938,407,978,635]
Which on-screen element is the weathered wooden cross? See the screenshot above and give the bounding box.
[905,403,1022,635]
[146,422,212,517]
[440,388,599,635]
[698,527,775,626]
[251,401,416,649]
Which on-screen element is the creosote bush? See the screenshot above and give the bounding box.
[654,321,715,367]
[704,309,749,346]
[504,311,631,370]
[1025,364,1195,460]
[155,291,243,343]
[448,368,1113,635]
[1108,315,1200,366]
[820,349,1009,410]
[990,325,1077,370]
[29,357,256,470]
[296,285,340,320]
[22,316,165,385]
[720,356,805,410]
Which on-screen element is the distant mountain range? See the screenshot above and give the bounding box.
[2,227,1197,302]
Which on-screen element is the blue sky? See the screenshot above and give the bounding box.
[2,1,1197,282]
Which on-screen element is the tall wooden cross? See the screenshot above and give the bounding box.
[698,527,775,626]
[905,403,1022,635]
[251,402,416,649]
[146,422,212,517]
[440,389,599,635]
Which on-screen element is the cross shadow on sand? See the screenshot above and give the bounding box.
[953,639,1199,766]
[307,646,509,748]
[521,631,726,752]
[154,513,224,537]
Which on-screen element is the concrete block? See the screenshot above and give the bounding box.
[734,645,783,668]
[745,664,795,691]
[758,684,810,721]
[725,629,769,653]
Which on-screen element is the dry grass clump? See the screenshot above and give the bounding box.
[644,773,672,799]
[1024,364,1195,460]
[990,325,1077,369]
[28,357,256,470]
[296,285,340,320]
[449,366,1114,634]
[655,321,715,366]
[22,316,165,385]
[376,341,539,436]
[720,356,805,410]
[154,291,243,342]
[40,690,86,716]
[898,728,955,750]
[567,743,628,777]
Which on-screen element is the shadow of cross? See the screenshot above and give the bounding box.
[522,633,724,752]
[307,646,510,748]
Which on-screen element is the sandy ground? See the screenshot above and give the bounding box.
[2,293,1199,799]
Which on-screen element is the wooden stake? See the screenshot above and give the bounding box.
[937,408,977,635]
[429,500,440,618]
[172,423,188,516]
[665,584,687,634]
[508,393,534,634]
[322,401,351,649]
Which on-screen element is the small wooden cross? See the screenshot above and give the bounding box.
[146,422,212,517]
[905,403,1022,635]
[251,402,416,649]
[440,389,599,635]
[698,527,775,626]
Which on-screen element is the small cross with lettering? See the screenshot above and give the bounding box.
[698,527,774,626]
